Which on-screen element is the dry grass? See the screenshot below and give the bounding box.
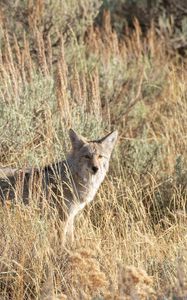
[0,3,187,299]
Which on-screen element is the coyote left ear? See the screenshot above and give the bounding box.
[69,129,86,150]
[99,130,118,155]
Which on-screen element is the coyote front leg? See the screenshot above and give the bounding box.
[63,202,86,244]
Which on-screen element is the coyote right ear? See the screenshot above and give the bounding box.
[69,129,86,150]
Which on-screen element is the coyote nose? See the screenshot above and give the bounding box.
[92,166,99,174]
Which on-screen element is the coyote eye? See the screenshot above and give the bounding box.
[98,155,103,159]
[84,155,90,159]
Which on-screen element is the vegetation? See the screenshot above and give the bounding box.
[0,1,187,299]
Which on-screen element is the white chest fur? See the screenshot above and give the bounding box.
[83,170,106,204]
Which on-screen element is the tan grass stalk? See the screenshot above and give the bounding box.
[71,64,83,106]
[36,29,49,77]
[22,32,34,83]
[89,68,101,118]
[56,61,71,126]
[47,34,53,75]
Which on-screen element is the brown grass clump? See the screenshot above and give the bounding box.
[113,265,155,300]
[65,248,108,299]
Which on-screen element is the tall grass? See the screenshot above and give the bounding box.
[0,2,187,299]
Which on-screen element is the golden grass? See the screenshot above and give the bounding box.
[0,5,187,299]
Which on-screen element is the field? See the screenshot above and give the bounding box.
[0,1,187,299]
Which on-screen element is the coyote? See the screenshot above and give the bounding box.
[0,129,118,242]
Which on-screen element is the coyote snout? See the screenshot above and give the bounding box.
[91,165,98,174]
[85,155,101,175]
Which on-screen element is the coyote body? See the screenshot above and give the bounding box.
[0,129,118,242]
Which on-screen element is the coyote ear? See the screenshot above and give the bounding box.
[99,130,118,155]
[69,129,86,150]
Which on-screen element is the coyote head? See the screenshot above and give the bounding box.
[68,129,118,183]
